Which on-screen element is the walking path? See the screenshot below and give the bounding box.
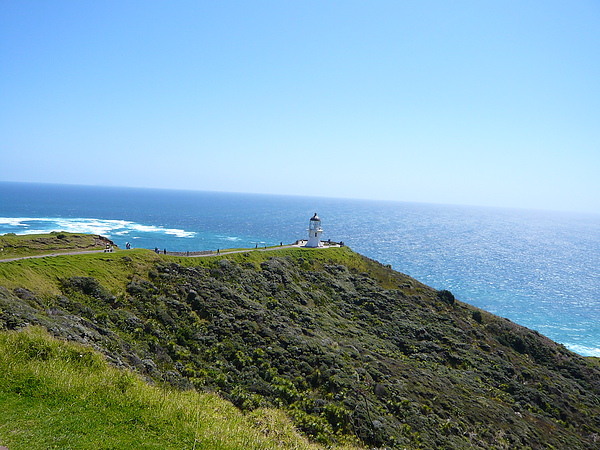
[0,249,107,263]
[0,241,341,263]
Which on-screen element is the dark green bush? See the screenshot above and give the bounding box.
[437,289,456,305]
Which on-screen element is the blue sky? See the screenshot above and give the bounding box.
[1,1,599,213]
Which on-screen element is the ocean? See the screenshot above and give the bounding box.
[1,181,599,357]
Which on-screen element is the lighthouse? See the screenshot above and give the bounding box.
[306,213,323,248]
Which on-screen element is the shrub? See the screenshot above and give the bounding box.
[437,290,455,306]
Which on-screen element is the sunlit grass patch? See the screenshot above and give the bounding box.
[0,249,160,295]
[0,232,107,259]
[0,326,358,450]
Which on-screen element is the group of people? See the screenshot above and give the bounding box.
[121,240,334,256]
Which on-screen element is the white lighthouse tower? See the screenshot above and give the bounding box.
[306,213,323,248]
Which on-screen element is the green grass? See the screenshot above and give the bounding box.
[0,232,110,259]
[0,234,365,295]
[0,243,413,297]
[169,246,354,268]
[167,246,420,290]
[0,249,160,295]
[0,326,356,450]
[1,233,600,448]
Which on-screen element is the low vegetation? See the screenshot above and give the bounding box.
[0,248,159,295]
[1,233,599,448]
[0,232,114,260]
[0,326,340,450]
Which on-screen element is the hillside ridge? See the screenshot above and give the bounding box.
[1,234,599,448]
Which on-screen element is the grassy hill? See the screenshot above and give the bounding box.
[1,234,599,449]
[0,232,115,260]
[0,326,340,450]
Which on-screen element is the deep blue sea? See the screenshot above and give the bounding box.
[1,181,599,357]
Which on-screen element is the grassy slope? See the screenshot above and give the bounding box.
[0,248,159,295]
[0,326,337,450]
[0,232,114,259]
[0,245,403,296]
[1,234,599,449]
[0,237,361,449]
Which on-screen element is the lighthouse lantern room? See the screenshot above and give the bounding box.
[306,213,323,248]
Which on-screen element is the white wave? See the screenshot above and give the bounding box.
[1,217,195,239]
[50,218,133,236]
[128,224,164,233]
[215,235,241,241]
[128,223,195,238]
[0,217,132,236]
[164,229,195,238]
[564,343,600,357]
[20,229,48,235]
[0,218,31,227]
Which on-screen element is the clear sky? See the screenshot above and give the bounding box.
[1,1,599,213]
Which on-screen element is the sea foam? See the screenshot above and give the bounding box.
[0,217,196,240]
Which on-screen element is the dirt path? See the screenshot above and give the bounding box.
[190,244,301,258]
[0,249,107,263]
[0,242,339,263]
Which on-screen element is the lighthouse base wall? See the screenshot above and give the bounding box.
[306,231,323,248]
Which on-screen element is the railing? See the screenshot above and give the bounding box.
[152,250,214,256]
